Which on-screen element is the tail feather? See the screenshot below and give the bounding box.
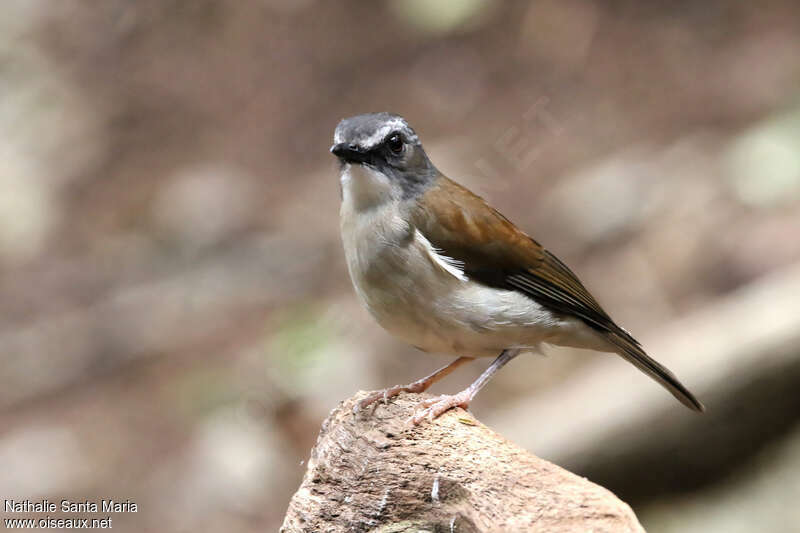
[607,332,704,412]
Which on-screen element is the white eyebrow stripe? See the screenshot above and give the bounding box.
[332,117,420,148]
[359,119,409,148]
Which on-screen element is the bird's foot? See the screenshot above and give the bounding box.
[409,389,472,425]
[354,381,429,413]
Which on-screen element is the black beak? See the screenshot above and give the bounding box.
[330,143,370,164]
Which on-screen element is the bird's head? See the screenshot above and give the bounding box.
[331,113,436,199]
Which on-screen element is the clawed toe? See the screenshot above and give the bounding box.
[409,393,471,425]
[355,384,418,413]
[355,381,475,424]
[418,397,439,408]
[355,391,390,413]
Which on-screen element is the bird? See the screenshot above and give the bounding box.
[330,112,704,424]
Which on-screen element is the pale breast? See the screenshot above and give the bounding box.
[339,165,572,357]
[341,207,564,357]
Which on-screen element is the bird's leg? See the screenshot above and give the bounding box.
[410,349,521,424]
[355,356,474,413]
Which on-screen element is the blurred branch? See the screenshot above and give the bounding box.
[281,392,644,533]
[492,261,800,503]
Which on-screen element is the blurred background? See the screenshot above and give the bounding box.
[1,1,799,531]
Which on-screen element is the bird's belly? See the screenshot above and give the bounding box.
[350,245,561,357]
[340,196,569,357]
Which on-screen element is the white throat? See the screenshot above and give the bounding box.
[340,163,400,212]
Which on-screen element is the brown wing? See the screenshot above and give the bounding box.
[412,175,704,412]
[412,176,620,335]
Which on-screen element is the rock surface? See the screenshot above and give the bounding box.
[281,391,644,533]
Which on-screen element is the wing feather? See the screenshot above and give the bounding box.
[412,175,703,412]
[413,176,621,336]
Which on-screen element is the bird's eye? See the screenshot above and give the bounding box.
[387,133,403,154]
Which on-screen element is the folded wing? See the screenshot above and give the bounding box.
[413,175,703,412]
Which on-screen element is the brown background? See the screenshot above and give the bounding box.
[2,1,800,531]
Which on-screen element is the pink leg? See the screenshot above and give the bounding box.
[355,356,473,413]
[410,349,521,424]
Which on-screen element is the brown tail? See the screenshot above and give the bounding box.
[606,331,704,412]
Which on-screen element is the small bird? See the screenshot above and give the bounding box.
[331,112,703,424]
